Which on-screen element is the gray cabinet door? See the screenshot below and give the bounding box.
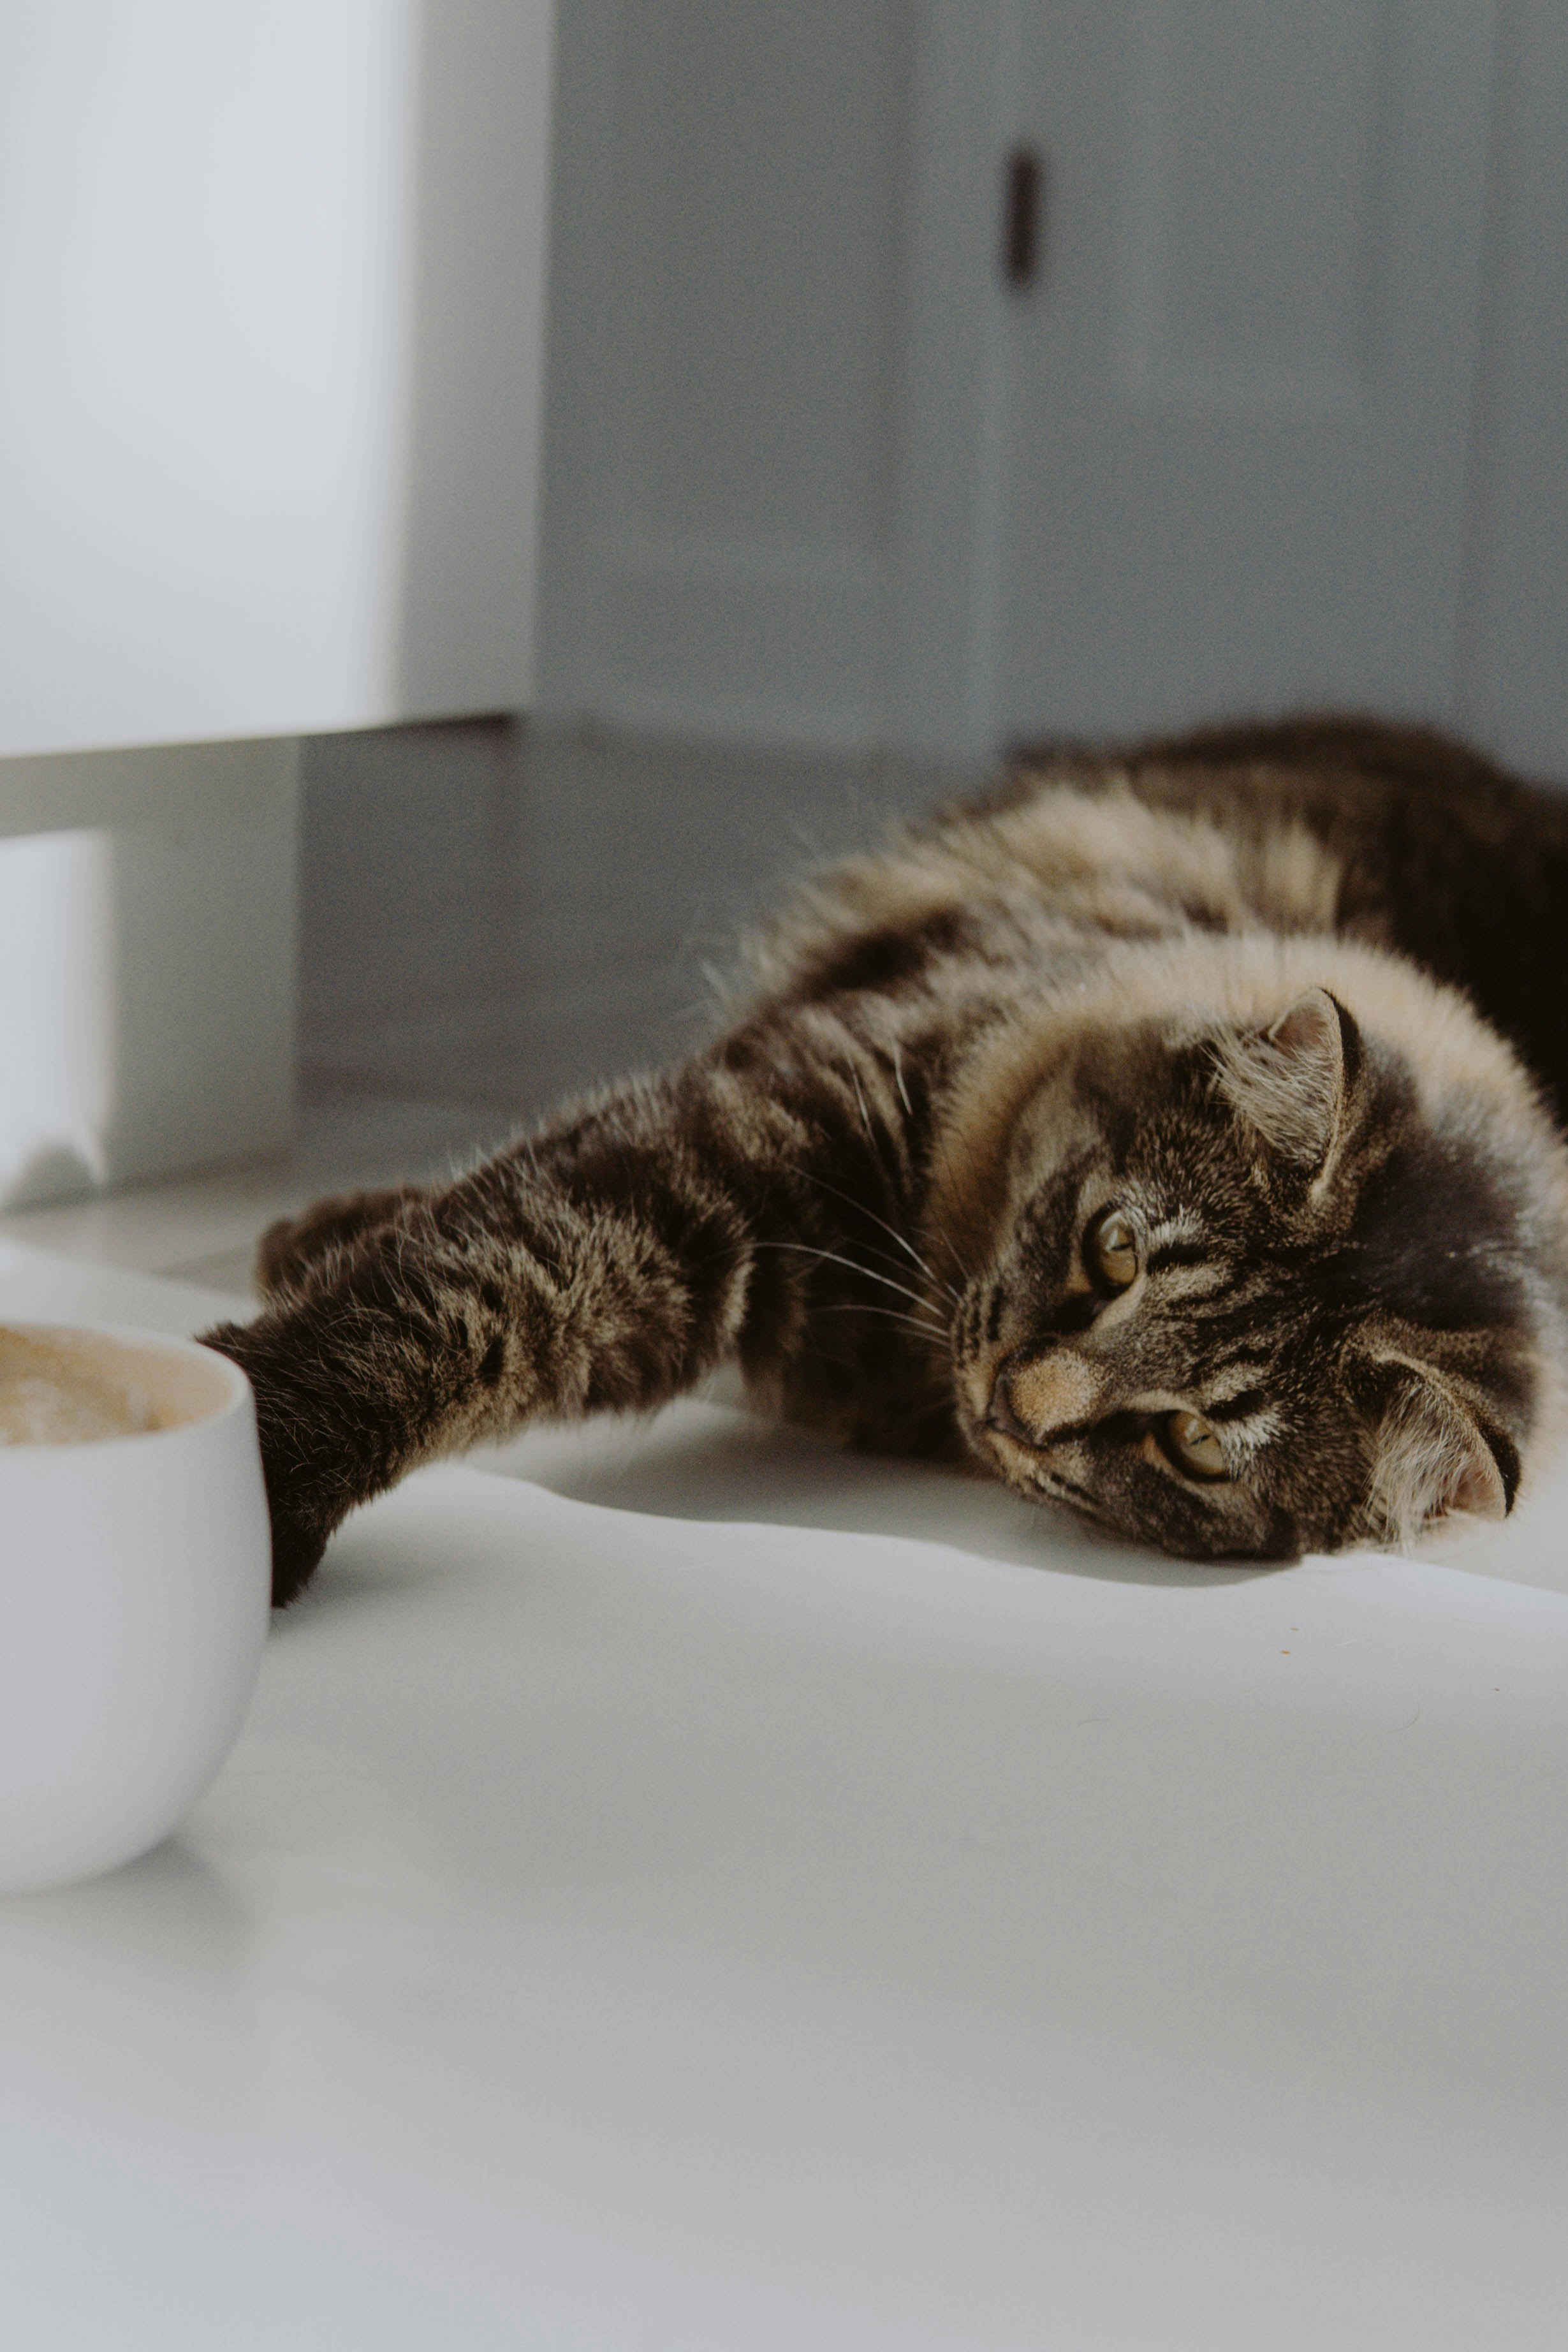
[995,1,1495,740]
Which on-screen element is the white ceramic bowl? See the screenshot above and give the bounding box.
[0,1321,271,1892]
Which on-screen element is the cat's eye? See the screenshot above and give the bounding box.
[1085,1206,1139,1292]
[1162,1410,1229,1482]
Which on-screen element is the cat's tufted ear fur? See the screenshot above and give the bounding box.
[1212,988,1357,1173]
[1367,1365,1511,1548]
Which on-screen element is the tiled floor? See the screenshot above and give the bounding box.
[299,717,979,1113]
[0,721,983,1297]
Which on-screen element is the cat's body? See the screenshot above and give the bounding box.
[209,717,1568,1601]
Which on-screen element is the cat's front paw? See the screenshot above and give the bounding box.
[255,1184,420,1300]
[200,1316,352,1606]
[267,1506,332,1608]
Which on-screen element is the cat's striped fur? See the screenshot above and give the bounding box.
[206,717,1568,1602]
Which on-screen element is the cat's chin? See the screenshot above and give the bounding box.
[969,1418,1051,1495]
[977,1429,1122,1540]
[1397,1509,1511,1564]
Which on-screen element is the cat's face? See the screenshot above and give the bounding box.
[950,990,1543,1561]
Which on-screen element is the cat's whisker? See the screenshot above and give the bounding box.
[814,1302,951,1344]
[851,1205,960,1304]
[791,1163,962,1304]
[843,1052,875,1140]
[891,1040,914,1118]
[753,1239,940,1316]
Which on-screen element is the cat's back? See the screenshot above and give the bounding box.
[1002,715,1568,1121]
[749,713,1568,1122]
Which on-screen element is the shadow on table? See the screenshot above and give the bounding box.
[473,1399,1274,1591]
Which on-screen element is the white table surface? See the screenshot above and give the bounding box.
[2,1235,1567,2350]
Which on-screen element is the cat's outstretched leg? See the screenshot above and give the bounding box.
[201,1020,935,1602]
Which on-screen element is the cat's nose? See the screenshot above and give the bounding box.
[986,1367,1034,1443]
[988,1349,1103,1444]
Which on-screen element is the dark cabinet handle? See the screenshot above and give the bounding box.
[1002,147,1046,289]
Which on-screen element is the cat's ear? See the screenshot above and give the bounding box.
[1368,1364,1513,1548]
[1212,989,1358,1173]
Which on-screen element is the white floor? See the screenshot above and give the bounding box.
[3,1238,1568,2348]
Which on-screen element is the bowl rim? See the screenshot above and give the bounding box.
[0,1318,253,1455]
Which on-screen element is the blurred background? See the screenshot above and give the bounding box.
[1,1,1565,1278]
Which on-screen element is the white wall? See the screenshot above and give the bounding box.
[536,0,911,751]
[538,0,1568,780]
[0,1,555,760]
[1456,0,1568,776]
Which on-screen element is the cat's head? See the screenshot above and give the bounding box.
[946,971,1568,1561]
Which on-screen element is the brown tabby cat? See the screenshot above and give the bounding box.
[206,716,1568,1604]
